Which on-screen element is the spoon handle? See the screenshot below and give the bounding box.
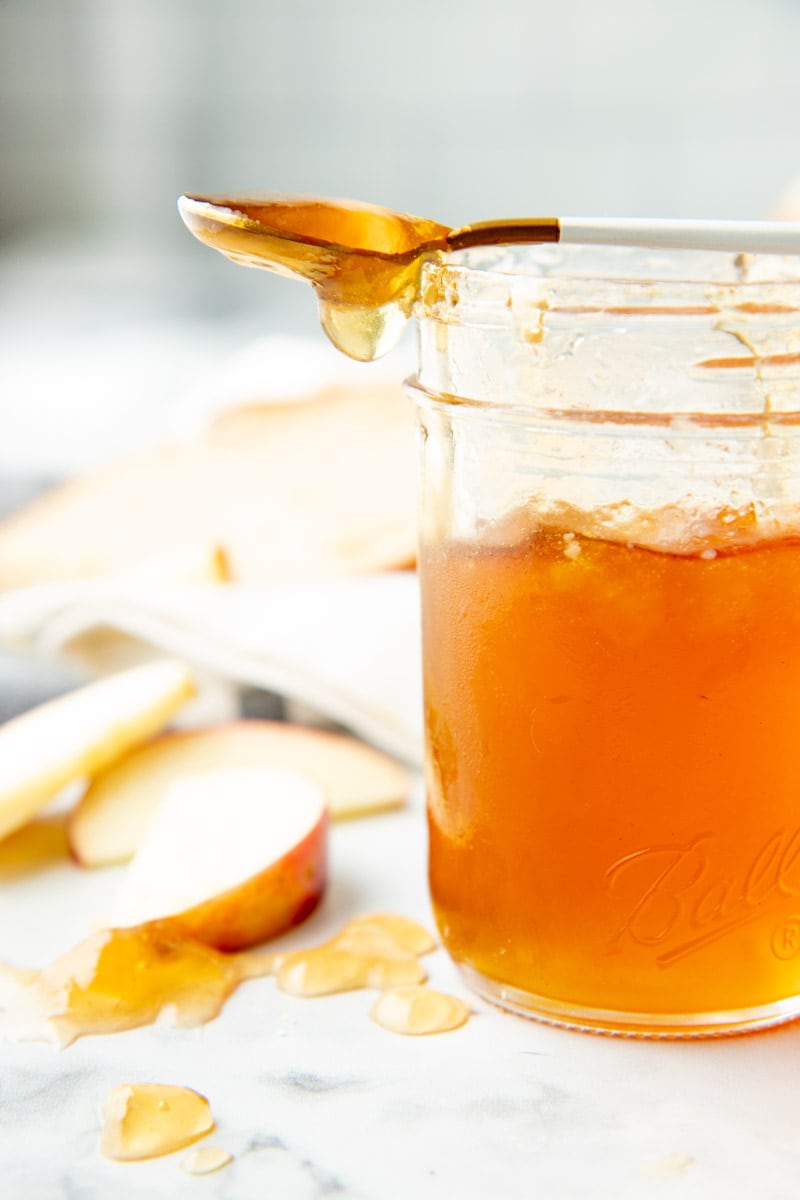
[448,217,800,256]
[561,217,800,256]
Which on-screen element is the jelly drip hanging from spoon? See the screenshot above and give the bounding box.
[178,194,451,360]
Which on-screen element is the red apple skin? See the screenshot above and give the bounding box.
[144,808,328,952]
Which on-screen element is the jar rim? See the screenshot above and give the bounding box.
[417,244,800,325]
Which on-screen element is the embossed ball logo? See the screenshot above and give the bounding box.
[605,829,800,965]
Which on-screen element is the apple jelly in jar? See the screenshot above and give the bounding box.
[409,243,800,1036]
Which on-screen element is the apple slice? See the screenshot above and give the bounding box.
[0,659,195,843]
[109,766,327,950]
[70,720,408,867]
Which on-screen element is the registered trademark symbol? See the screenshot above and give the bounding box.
[771,919,800,960]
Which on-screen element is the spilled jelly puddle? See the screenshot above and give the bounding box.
[0,913,467,1046]
[0,924,272,1047]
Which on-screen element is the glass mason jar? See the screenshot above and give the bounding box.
[408,242,800,1037]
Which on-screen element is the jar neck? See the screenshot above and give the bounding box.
[413,247,800,420]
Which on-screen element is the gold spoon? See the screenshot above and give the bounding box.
[178,192,800,361]
[177,193,560,360]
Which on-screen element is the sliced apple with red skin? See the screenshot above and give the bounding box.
[0,659,195,844]
[109,766,327,951]
[69,720,408,867]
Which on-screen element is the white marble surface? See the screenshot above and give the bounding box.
[2,783,800,1200]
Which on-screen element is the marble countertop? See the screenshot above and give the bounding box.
[2,782,800,1200]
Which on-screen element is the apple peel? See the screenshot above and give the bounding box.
[109,766,327,951]
[0,659,195,843]
[70,720,408,867]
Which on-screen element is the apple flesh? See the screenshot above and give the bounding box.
[109,766,327,951]
[69,720,408,867]
[0,659,195,843]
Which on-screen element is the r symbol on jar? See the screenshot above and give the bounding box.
[771,920,800,961]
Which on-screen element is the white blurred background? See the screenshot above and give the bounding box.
[0,0,799,709]
[1,0,800,483]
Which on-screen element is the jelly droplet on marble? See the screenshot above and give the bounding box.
[100,1083,214,1161]
[274,913,435,997]
[338,913,437,956]
[182,1144,233,1175]
[370,986,470,1035]
[277,947,371,996]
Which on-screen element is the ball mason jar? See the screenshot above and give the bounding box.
[408,242,800,1037]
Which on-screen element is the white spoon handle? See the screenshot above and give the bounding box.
[560,217,800,256]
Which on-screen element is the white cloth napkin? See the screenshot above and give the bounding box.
[0,573,423,766]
